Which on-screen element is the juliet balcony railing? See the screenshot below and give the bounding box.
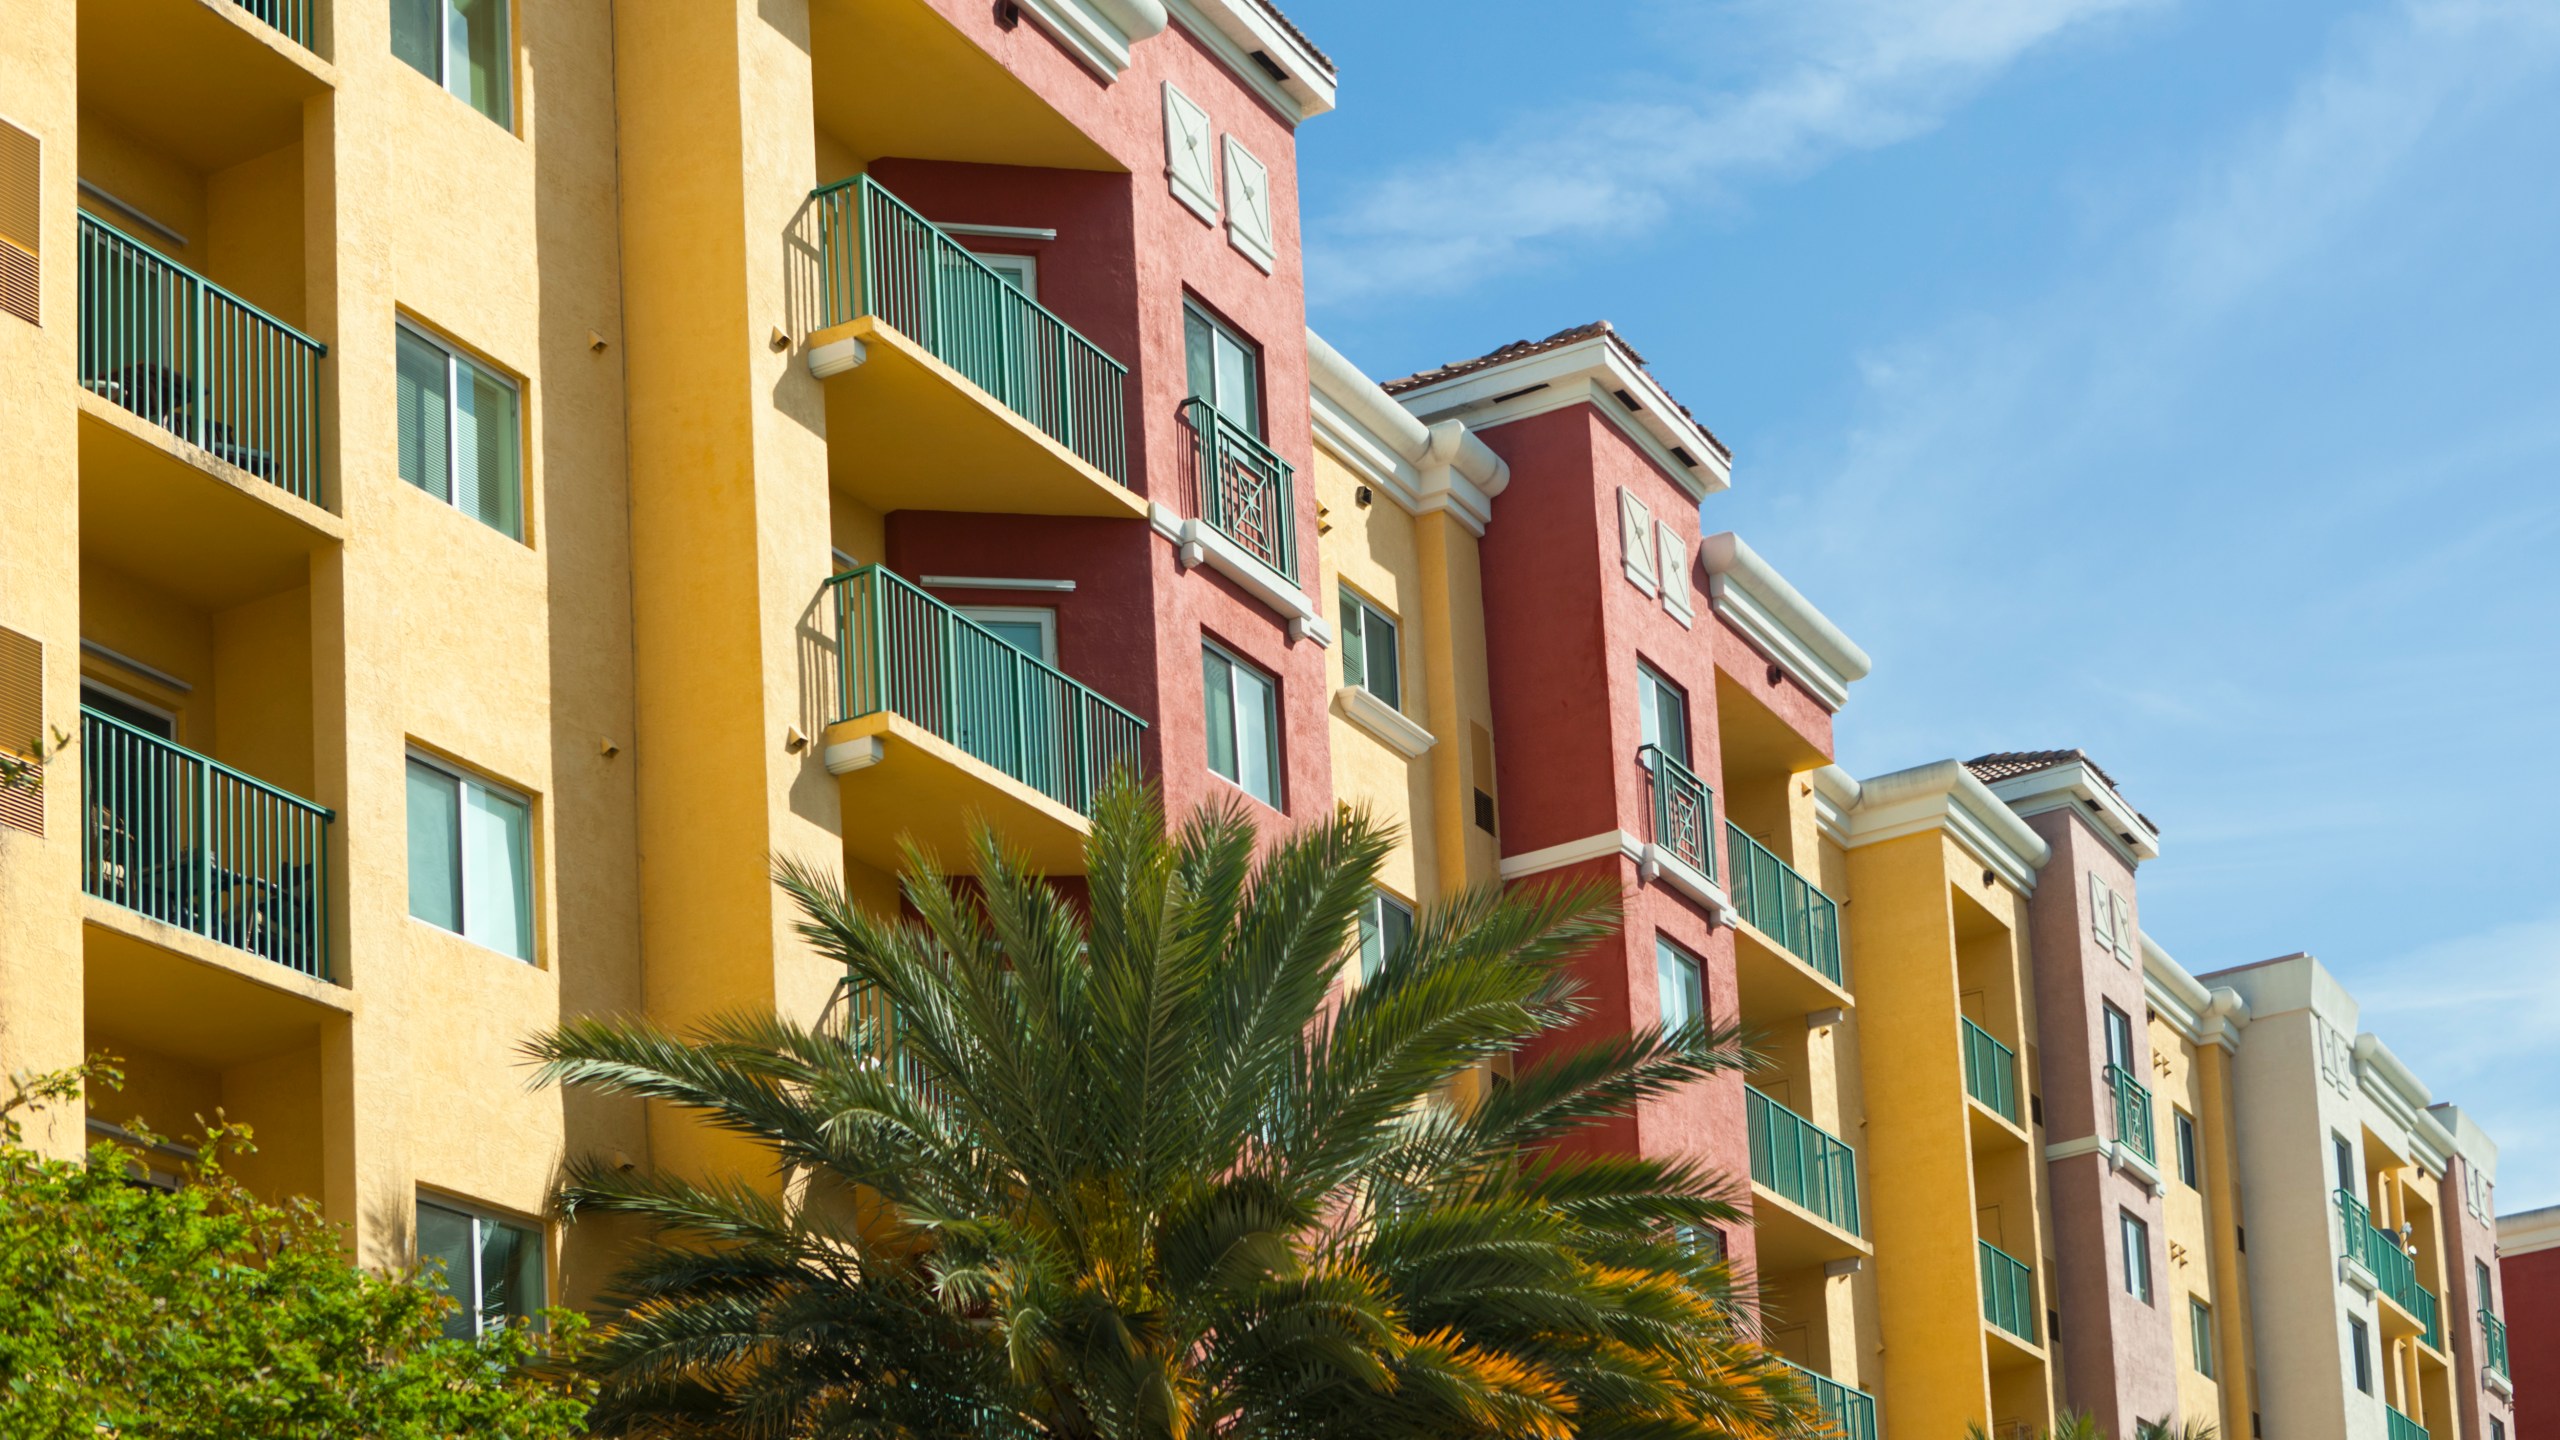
[827,565,1146,816]
[1180,397,1297,583]
[2107,1062,2156,1164]
[1747,1085,1860,1236]
[2387,1406,2428,1440]
[80,707,332,979]
[78,214,327,505]
[1978,1238,2038,1344]
[1725,821,1842,985]
[1775,1359,1878,1440]
[1962,1017,2021,1125]
[2484,1309,2509,1379]
[808,175,1129,485]
[233,0,316,49]
[2338,1190,2442,1349]
[1639,745,1716,882]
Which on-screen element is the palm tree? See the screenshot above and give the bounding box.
[531,783,1818,1439]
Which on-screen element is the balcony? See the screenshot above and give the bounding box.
[802,177,1141,520]
[1775,1359,1877,1440]
[1979,1238,2038,1345]
[2484,1309,2509,1378]
[2339,1190,2443,1349]
[1726,820,1842,984]
[79,706,331,979]
[1179,398,1298,583]
[78,0,330,185]
[1748,1086,1860,1236]
[1963,1017,2022,1126]
[821,565,1146,874]
[2107,1062,2156,1164]
[1641,744,1717,882]
[2388,1406,2428,1440]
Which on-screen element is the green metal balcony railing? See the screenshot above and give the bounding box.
[1775,1359,1878,1440]
[2107,1062,2156,1164]
[808,176,1129,485]
[233,0,316,48]
[1180,397,1298,583]
[1962,1017,2020,1124]
[1747,1086,1860,1236]
[1725,821,1842,985]
[78,214,327,505]
[1979,1239,2037,1343]
[2337,1190,2442,1348]
[2484,1309,2509,1379]
[1639,744,1716,882]
[2387,1406,2428,1440]
[80,707,332,979]
[827,565,1146,816]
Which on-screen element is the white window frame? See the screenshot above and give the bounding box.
[416,1192,544,1337]
[968,249,1038,300]
[1202,640,1282,810]
[1338,585,1401,712]
[957,606,1058,666]
[2190,1297,2216,1378]
[2121,1209,2153,1303]
[1358,887,1413,982]
[1637,662,1689,768]
[2349,1315,2373,1394]
[396,319,526,541]
[1655,934,1705,1033]
[396,0,516,128]
[406,749,536,962]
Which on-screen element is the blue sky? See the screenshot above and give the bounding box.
[1288,0,2560,1209]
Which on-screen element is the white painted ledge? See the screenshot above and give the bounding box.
[1151,502,1332,645]
[1332,685,1435,758]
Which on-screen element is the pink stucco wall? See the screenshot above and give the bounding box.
[2438,1156,2516,1440]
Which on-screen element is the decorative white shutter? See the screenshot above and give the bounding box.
[2112,889,2137,967]
[2090,875,2114,948]
[1162,83,1218,223]
[1656,519,1693,625]
[1222,137,1274,272]
[1618,489,1657,596]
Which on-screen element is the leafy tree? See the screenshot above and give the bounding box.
[0,1060,592,1440]
[533,782,1819,1439]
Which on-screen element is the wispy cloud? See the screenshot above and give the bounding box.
[1310,0,2163,300]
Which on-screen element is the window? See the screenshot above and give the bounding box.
[81,682,176,740]
[1184,301,1261,436]
[1338,587,1400,710]
[1358,889,1413,982]
[957,607,1056,666]
[2191,1298,2217,1378]
[2121,1210,2152,1303]
[1656,936,1704,1033]
[1637,663,1689,768]
[2478,1259,2495,1313]
[407,753,533,960]
[2492,1420,2506,1440]
[2175,1108,2200,1188]
[397,324,524,540]
[1202,641,1280,808]
[417,1197,542,1339]
[2334,1133,2358,1196]
[2349,1316,2373,1393]
[392,0,513,126]
[1673,1223,1726,1265]
[970,250,1037,299]
[2103,1001,2138,1073]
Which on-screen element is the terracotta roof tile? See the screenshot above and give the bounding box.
[1381,321,1731,461]
[1249,0,1333,75]
[1965,751,2161,837]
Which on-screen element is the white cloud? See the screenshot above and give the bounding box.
[1310,0,2164,300]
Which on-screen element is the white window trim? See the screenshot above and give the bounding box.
[1332,685,1435,759]
[405,0,516,128]
[1203,639,1282,810]
[968,249,1038,300]
[1338,585,1402,711]
[1222,135,1274,273]
[398,319,525,540]
[956,605,1058,666]
[406,748,537,963]
[1162,82,1219,224]
[417,1191,545,1337]
[1358,887,1415,982]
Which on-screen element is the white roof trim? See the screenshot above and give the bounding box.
[1015,0,1168,80]
[2355,1032,2454,1174]
[2428,1102,2499,1181]
[1309,329,1506,534]
[1697,532,1872,711]
[1824,759,2052,895]
[1981,759,2162,864]
[1164,0,1336,123]
[2141,932,2249,1052]
[1390,335,1732,501]
[2501,1204,2560,1256]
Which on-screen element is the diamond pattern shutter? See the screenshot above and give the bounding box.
[1162,83,1218,223]
[1618,488,1656,595]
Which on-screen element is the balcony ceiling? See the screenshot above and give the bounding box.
[809,0,1121,173]
[78,0,331,175]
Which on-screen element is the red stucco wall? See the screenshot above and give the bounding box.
[2506,1244,2559,1438]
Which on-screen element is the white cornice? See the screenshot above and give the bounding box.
[1308,329,1505,534]
[1331,685,1435,758]
[1826,759,2052,895]
[2501,1204,2560,1257]
[2429,1103,2498,1184]
[1164,0,1336,123]
[1697,532,1872,711]
[2142,932,2249,1053]
[1390,336,1732,502]
[2355,1033,2453,1175]
[1812,765,1858,847]
[1015,0,1168,80]
[1982,760,2162,865]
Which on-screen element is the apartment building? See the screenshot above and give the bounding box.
[2143,934,2259,1436]
[2499,1206,2555,1440]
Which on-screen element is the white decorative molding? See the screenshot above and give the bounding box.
[2045,1134,2162,1194]
[1643,844,1738,926]
[2340,1252,2379,1299]
[1393,332,1732,501]
[1222,136,1274,273]
[2142,932,2250,1053]
[920,576,1078,593]
[1306,329,1508,533]
[807,335,868,379]
[1161,82,1219,224]
[1698,532,1873,711]
[823,735,886,775]
[2489,1369,2515,1402]
[1824,759,2051,895]
[1980,758,2162,866]
[1812,765,1858,847]
[1499,829,1645,882]
[1014,0,1169,80]
[2502,1203,2560,1258]
[1149,503,1331,645]
[1163,0,1338,124]
[1332,685,1435,758]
